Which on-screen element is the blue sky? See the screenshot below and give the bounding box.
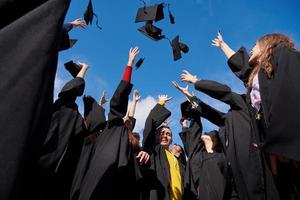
[56,0,300,145]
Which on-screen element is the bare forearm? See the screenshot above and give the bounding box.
[76,67,88,79]
[220,42,235,59]
[128,101,137,117]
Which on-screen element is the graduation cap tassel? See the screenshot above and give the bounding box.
[93,13,102,30]
[135,58,145,70]
[167,3,175,24]
[162,35,172,45]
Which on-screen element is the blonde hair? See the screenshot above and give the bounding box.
[247,33,295,87]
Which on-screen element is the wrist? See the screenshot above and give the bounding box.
[220,41,227,50]
[191,78,198,84]
[127,61,133,67]
[158,100,166,106]
[207,149,214,153]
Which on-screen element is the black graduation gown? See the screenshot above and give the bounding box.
[228,45,300,199]
[0,0,70,199]
[194,80,265,200]
[179,103,227,200]
[78,80,146,200]
[70,95,107,200]
[59,23,73,51]
[38,77,86,200]
[228,44,300,162]
[142,104,185,200]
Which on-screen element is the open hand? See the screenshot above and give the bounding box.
[70,18,87,29]
[172,81,190,95]
[211,31,223,48]
[77,62,89,69]
[180,70,198,84]
[99,91,107,106]
[158,95,172,104]
[136,151,150,165]
[133,90,141,103]
[127,47,140,66]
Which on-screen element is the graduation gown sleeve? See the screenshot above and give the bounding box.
[83,95,107,133]
[194,79,245,110]
[191,97,226,127]
[58,77,85,98]
[142,104,171,150]
[179,120,202,158]
[180,119,203,200]
[108,80,133,122]
[227,46,253,85]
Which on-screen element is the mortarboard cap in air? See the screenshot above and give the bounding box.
[138,21,164,41]
[84,0,102,29]
[84,0,94,25]
[171,35,189,61]
[64,60,82,78]
[167,3,175,24]
[135,58,145,69]
[135,3,164,23]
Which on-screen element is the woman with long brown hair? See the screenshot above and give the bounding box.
[212,32,300,199]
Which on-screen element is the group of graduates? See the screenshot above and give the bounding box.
[38,23,300,200]
[1,1,300,200]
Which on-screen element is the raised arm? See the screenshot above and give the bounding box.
[192,96,226,127]
[98,91,107,108]
[63,18,87,32]
[173,80,225,126]
[142,95,172,150]
[179,102,203,158]
[212,32,235,59]
[227,47,253,85]
[128,90,141,118]
[108,47,139,121]
[60,18,86,51]
[212,32,253,85]
[180,70,244,109]
[58,62,88,99]
[76,62,88,79]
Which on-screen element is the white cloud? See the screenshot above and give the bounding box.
[129,96,157,133]
[54,75,66,100]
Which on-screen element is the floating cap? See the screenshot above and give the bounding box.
[135,58,145,69]
[135,3,164,23]
[171,35,189,61]
[64,60,81,78]
[84,0,102,29]
[138,21,164,41]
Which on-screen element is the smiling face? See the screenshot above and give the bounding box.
[159,127,172,149]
